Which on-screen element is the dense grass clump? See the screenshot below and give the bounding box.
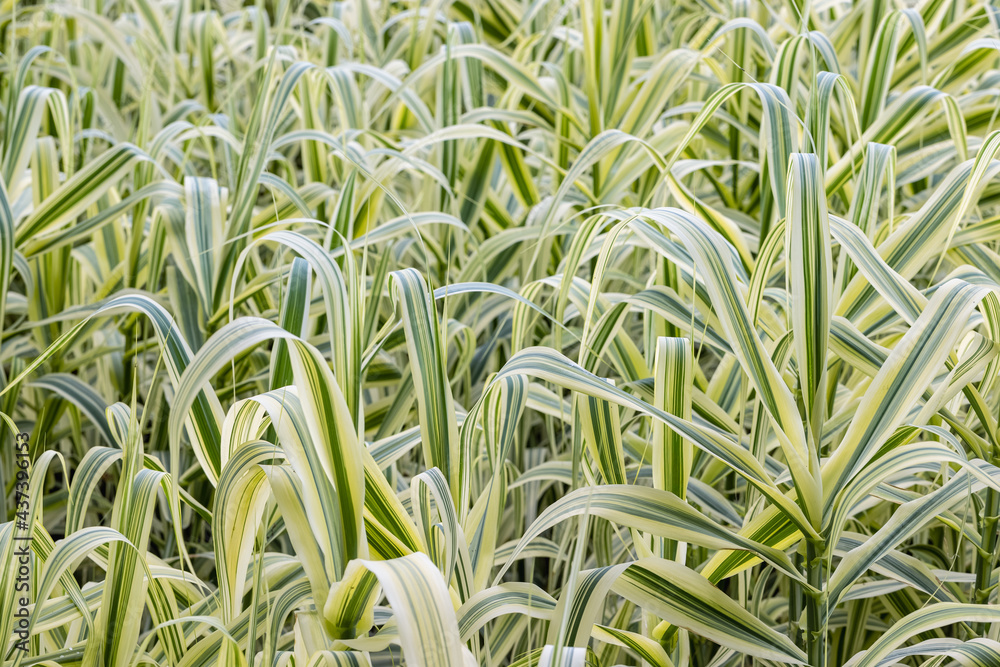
[4,0,1000,665]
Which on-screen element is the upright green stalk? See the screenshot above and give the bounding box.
[974,484,1000,633]
[805,540,826,667]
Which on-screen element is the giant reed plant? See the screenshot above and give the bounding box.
[3,0,1000,665]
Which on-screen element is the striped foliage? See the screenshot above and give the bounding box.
[3,0,1000,665]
